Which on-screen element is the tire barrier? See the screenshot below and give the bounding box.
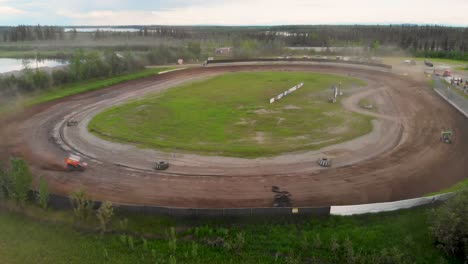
[206,58,392,70]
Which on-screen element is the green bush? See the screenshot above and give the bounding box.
[0,161,11,199]
[430,189,468,261]
[96,201,114,233]
[69,187,94,223]
[8,158,32,205]
[36,176,49,210]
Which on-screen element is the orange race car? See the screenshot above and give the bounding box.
[65,154,88,171]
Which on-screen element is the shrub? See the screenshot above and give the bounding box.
[168,255,176,264]
[51,69,71,86]
[168,227,177,253]
[8,158,32,205]
[374,247,408,264]
[69,187,94,222]
[36,176,49,209]
[0,161,12,199]
[190,242,198,258]
[313,234,322,249]
[96,201,114,233]
[430,189,468,261]
[224,232,245,253]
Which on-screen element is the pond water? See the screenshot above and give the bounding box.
[0,58,67,74]
[64,27,140,32]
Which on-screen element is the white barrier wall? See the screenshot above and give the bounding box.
[330,192,455,216]
[270,82,304,104]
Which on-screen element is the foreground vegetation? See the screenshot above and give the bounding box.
[426,178,468,196]
[89,71,371,157]
[1,156,467,263]
[1,191,467,264]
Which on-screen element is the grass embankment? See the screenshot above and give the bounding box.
[425,178,468,196]
[440,79,468,100]
[89,72,372,158]
[414,57,467,65]
[382,57,467,67]
[453,87,468,100]
[0,204,459,264]
[0,67,175,113]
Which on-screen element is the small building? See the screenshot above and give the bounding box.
[215,47,233,55]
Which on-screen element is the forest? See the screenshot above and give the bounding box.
[0,24,466,102]
[1,24,466,59]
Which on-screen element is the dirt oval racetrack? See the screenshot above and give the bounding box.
[2,63,468,208]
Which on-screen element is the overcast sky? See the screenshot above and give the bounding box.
[0,0,467,26]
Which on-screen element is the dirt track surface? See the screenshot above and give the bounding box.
[4,63,468,208]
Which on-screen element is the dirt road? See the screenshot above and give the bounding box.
[3,63,468,208]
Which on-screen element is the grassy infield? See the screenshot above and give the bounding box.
[0,64,466,263]
[89,72,372,157]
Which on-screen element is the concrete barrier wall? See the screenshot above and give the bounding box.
[433,78,468,118]
[206,58,393,70]
[330,193,455,216]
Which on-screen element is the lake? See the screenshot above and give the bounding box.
[64,27,140,32]
[0,58,67,74]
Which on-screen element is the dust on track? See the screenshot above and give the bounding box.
[2,64,468,208]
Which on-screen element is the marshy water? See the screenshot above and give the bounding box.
[0,58,67,74]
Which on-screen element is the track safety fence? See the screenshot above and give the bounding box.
[433,77,468,118]
[38,191,454,218]
[206,58,393,70]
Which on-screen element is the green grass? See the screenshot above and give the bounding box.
[441,79,468,100]
[0,203,461,264]
[425,178,468,196]
[0,67,175,113]
[382,57,467,67]
[89,71,372,157]
[415,57,467,65]
[455,66,468,71]
[453,87,468,99]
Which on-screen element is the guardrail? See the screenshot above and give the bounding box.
[41,191,453,218]
[206,58,393,70]
[433,77,468,118]
[45,193,330,217]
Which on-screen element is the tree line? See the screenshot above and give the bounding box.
[83,25,468,53]
[0,24,466,60]
[0,50,143,99]
[0,42,208,100]
[1,25,65,42]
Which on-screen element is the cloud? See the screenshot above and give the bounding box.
[2,0,467,26]
[54,0,468,26]
[0,5,27,16]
